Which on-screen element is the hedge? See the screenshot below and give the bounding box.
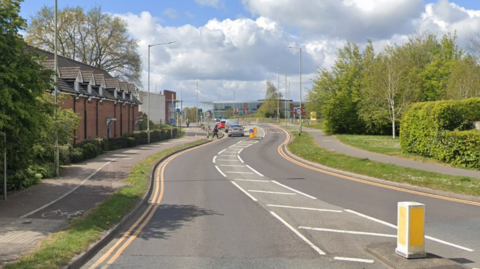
[401,98,480,168]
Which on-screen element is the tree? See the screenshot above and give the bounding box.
[25,5,142,84]
[1,0,55,190]
[258,81,282,118]
[445,55,480,99]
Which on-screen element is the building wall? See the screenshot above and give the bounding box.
[138,91,166,125]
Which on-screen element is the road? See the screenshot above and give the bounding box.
[83,124,480,269]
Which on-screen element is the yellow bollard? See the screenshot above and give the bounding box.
[249,131,254,139]
[253,127,257,137]
[396,202,426,259]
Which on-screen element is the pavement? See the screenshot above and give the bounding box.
[0,123,478,268]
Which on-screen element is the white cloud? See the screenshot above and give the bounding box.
[195,0,224,8]
[185,11,195,18]
[163,8,178,19]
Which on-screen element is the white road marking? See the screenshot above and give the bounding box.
[238,155,244,163]
[218,149,226,154]
[215,165,227,178]
[219,165,245,167]
[271,180,316,200]
[213,156,217,164]
[246,165,264,177]
[345,210,474,252]
[20,158,119,218]
[345,209,396,229]
[267,205,342,213]
[215,159,239,162]
[299,227,396,238]
[334,257,374,264]
[249,190,296,195]
[225,172,254,174]
[238,148,243,154]
[234,179,271,182]
[231,181,257,201]
[270,211,326,255]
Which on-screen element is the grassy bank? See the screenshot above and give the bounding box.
[287,131,480,197]
[4,138,208,269]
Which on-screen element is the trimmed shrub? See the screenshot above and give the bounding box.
[401,98,480,168]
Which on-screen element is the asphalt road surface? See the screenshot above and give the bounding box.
[83,124,480,269]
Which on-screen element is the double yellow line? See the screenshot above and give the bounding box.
[274,126,480,207]
[89,141,216,269]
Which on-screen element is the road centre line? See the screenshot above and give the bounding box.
[267,205,342,213]
[215,165,227,178]
[249,190,296,195]
[345,209,474,252]
[246,165,264,177]
[231,181,257,201]
[299,227,396,238]
[334,257,374,264]
[271,180,317,200]
[218,149,226,154]
[238,155,244,163]
[270,211,326,255]
[235,179,271,182]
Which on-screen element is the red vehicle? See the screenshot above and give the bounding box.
[218,120,226,129]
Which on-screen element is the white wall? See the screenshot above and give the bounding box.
[138,91,166,125]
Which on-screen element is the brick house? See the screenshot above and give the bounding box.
[32,47,143,144]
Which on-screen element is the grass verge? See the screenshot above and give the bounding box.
[4,138,209,269]
[287,131,480,197]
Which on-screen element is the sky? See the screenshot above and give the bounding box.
[19,0,480,107]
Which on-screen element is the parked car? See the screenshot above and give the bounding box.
[228,124,244,137]
[218,120,226,129]
[225,119,239,133]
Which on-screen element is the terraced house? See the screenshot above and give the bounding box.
[31,47,142,144]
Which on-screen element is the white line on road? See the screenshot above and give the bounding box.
[267,205,342,213]
[345,209,474,252]
[20,158,119,218]
[334,257,374,264]
[299,227,396,238]
[249,190,296,195]
[238,148,243,154]
[231,182,257,201]
[218,149,226,154]
[270,211,326,255]
[215,159,239,162]
[345,209,396,229]
[271,181,316,200]
[238,155,244,163]
[219,165,245,167]
[246,165,264,177]
[213,156,217,164]
[234,179,271,182]
[215,165,227,178]
[225,172,254,174]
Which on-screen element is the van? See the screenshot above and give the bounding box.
[225,119,239,133]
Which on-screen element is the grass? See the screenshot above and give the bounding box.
[287,131,480,197]
[4,138,209,269]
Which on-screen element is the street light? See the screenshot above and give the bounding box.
[289,46,302,136]
[147,40,175,143]
[277,67,287,127]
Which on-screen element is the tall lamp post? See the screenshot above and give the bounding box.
[147,41,175,143]
[289,46,302,135]
[196,81,199,125]
[277,67,287,127]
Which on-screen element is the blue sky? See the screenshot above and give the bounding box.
[18,0,480,106]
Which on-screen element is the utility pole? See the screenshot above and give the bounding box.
[54,0,59,176]
[234,90,236,120]
[277,74,280,123]
[196,81,199,125]
[3,129,6,200]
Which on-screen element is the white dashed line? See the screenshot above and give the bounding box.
[334,257,374,264]
[271,181,316,199]
[237,155,244,163]
[225,172,254,174]
[249,190,296,195]
[231,181,257,201]
[213,156,217,164]
[215,159,239,162]
[270,211,325,255]
[299,227,396,238]
[234,179,270,182]
[219,165,245,167]
[425,236,474,252]
[215,165,227,178]
[246,165,263,177]
[267,205,342,213]
[345,209,396,229]
[218,149,226,154]
[238,148,243,154]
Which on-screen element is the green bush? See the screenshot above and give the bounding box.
[401,98,480,168]
[69,147,85,163]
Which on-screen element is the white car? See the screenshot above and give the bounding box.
[225,119,239,133]
[227,124,245,137]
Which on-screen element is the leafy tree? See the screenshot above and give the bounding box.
[0,0,55,190]
[25,5,142,84]
[258,81,282,118]
[445,55,480,99]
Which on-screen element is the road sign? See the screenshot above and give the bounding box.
[296,108,302,115]
[205,111,211,118]
[176,108,180,113]
[249,129,254,133]
[169,118,174,124]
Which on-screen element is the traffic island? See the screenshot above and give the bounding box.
[365,242,469,269]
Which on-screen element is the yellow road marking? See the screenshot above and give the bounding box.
[273,126,480,207]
